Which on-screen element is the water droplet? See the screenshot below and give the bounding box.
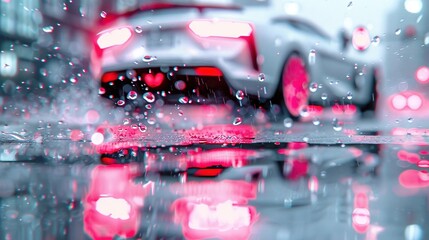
[138,123,147,132]
[235,90,245,100]
[135,26,143,33]
[233,117,242,125]
[283,118,293,128]
[145,104,152,109]
[98,87,106,95]
[258,73,266,82]
[408,117,414,123]
[309,82,318,92]
[321,93,328,100]
[143,92,155,103]
[116,100,125,106]
[143,55,157,62]
[395,28,401,35]
[127,91,138,100]
[126,69,136,79]
[100,11,107,18]
[179,96,189,104]
[346,91,353,100]
[123,118,130,125]
[147,118,156,125]
[42,27,54,35]
[332,118,343,131]
[372,36,380,45]
[69,76,78,84]
[308,49,316,65]
[312,118,320,126]
[174,80,186,90]
[303,136,309,142]
[299,106,310,118]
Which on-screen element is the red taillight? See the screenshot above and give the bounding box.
[416,66,429,83]
[97,27,132,49]
[195,67,223,76]
[391,92,423,110]
[189,20,252,38]
[352,27,371,51]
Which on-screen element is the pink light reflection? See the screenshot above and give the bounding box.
[84,164,153,240]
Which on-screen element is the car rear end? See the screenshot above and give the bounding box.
[91,1,266,107]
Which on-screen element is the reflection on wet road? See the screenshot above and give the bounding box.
[0,115,428,239]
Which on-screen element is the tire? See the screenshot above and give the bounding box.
[280,53,310,119]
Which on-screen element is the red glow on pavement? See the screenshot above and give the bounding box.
[399,170,429,189]
[195,67,223,76]
[416,66,429,83]
[397,150,421,164]
[283,56,309,118]
[171,180,257,240]
[189,20,252,38]
[84,164,153,240]
[352,190,370,234]
[185,148,256,168]
[144,73,164,88]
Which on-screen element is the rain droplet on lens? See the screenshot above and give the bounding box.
[145,104,152,109]
[147,118,156,125]
[372,36,380,45]
[332,118,343,131]
[143,92,155,103]
[313,118,320,126]
[235,90,245,100]
[69,76,78,84]
[408,117,413,123]
[321,93,328,100]
[309,82,318,92]
[123,118,130,125]
[258,73,266,82]
[395,28,401,35]
[138,123,147,132]
[127,90,138,100]
[233,117,242,125]
[346,91,353,100]
[283,118,293,128]
[179,96,189,104]
[126,70,136,80]
[174,80,186,91]
[116,100,125,106]
[135,26,143,33]
[300,106,310,118]
[42,26,54,33]
[308,49,316,64]
[100,11,107,18]
[98,87,106,95]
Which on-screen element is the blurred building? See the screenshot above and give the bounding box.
[0,0,101,97]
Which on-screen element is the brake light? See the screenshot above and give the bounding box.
[352,27,371,51]
[391,92,423,110]
[97,27,132,49]
[416,66,429,83]
[189,20,252,38]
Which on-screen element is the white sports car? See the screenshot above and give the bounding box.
[91,0,379,119]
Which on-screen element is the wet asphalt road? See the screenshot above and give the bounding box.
[0,110,428,240]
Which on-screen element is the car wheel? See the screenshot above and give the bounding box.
[281,54,310,119]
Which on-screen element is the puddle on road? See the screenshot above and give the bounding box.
[0,133,428,240]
